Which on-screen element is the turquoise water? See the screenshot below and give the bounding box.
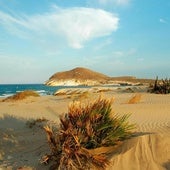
[0,84,87,98]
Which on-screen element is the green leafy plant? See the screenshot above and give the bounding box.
[42,97,135,169]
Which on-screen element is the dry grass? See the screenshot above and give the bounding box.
[127,94,142,104]
[55,91,67,96]
[2,90,39,102]
[42,97,135,169]
[26,118,48,128]
[69,91,90,101]
[96,88,112,93]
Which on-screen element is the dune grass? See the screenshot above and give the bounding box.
[2,90,39,102]
[69,91,90,101]
[42,97,135,169]
[26,117,47,128]
[127,94,142,104]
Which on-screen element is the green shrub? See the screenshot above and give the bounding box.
[42,97,135,169]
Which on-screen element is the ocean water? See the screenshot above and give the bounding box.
[0,84,86,98]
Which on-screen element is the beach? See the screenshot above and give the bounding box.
[0,91,170,170]
[1,0,170,169]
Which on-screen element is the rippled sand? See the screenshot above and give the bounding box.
[0,92,169,170]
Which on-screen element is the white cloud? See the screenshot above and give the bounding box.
[0,7,119,49]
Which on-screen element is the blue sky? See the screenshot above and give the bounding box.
[0,0,170,84]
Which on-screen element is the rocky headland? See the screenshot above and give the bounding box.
[45,67,153,86]
[45,67,109,86]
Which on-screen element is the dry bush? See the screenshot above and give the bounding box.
[74,91,90,101]
[42,97,135,169]
[67,91,90,102]
[148,77,170,94]
[2,90,39,102]
[127,94,142,104]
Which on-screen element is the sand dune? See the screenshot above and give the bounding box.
[0,92,170,170]
[109,133,170,170]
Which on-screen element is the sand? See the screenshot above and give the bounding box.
[0,91,170,170]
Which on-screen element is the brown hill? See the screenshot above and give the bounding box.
[45,67,155,86]
[49,67,109,81]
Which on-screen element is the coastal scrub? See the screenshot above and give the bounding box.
[42,97,135,169]
[2,90,39,102]
[148,77,170,94]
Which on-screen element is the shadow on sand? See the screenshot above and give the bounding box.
[0,115,49,169]
[163,160,170,170]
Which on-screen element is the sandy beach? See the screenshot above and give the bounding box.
[0,91,170,170]
[1,0,170,168]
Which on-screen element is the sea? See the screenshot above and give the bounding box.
[0,84,87,98]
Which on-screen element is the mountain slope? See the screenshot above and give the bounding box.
[50,67,109,80]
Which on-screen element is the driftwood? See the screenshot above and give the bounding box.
[148,76,170,94]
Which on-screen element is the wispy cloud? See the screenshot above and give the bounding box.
[113,48,137,57]
[94,38,112,51]
[0,6,119,49]
[137,58,144,62]
[113,51,124,57]
[116,0,131,6]
[97,0,131,6]
[159,18,168,24]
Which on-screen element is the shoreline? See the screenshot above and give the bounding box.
[0,83,122,98]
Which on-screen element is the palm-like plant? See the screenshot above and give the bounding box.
[42,97,135,169]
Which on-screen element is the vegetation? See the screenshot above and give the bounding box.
[2,90,39,102]
[26,118,47,128]
[68,91,90,101]
[148,77,170,94]
[42,97,135,169]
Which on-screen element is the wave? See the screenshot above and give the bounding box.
[0,84,62,97]
[0,93,14,98]
[36,90,46,93]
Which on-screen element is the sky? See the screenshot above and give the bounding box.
[0,0,170,84]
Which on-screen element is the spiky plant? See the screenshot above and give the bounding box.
[42,97,135,170]
[148,77,170,94]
